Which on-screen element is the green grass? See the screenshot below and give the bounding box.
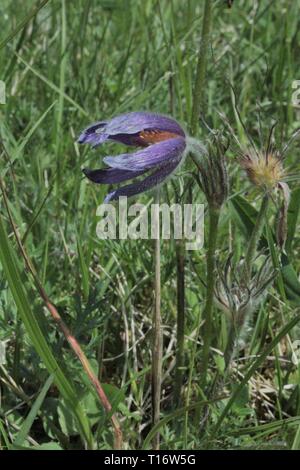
[0,0,300,450]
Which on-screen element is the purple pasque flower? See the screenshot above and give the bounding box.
[78,111,186,202]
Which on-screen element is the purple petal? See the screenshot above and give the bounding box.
[103,137,186,171]
[104,158,181,202]
[103,112,185,137]
[78,121,106,139]
[78,131,109,147]
[82,167,146,184]
[77,112,185,148]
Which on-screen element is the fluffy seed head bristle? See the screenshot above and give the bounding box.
[241,151,285,190]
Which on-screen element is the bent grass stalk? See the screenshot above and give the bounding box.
[0,177,123,450]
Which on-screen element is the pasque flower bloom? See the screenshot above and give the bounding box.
[78,112,187,202]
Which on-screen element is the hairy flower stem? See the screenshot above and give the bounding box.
[174,239,185,407]
[152,189,162,450]
[201,205,220,388]
[0,177,123,450]
[244,193,269,283]
[190,0,213,135]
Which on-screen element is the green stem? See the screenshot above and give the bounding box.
[244,193,269,282]
[152,189,162,450]
[190,0,213,135]
[201,205,220,388]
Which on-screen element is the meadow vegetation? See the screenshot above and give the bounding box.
[0,0,300,450]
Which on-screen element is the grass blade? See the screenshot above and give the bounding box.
[13,374,54,447]
[0,213,93,448]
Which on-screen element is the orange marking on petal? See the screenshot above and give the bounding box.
[138,129,179,144]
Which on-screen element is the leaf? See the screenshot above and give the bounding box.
[78,360,125,428]
[58,383,125,437]
[33,442,63,450]
[13,374,54,447]
[58,399,78,437]
[230,194,259,239]
[9,442,63,450]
